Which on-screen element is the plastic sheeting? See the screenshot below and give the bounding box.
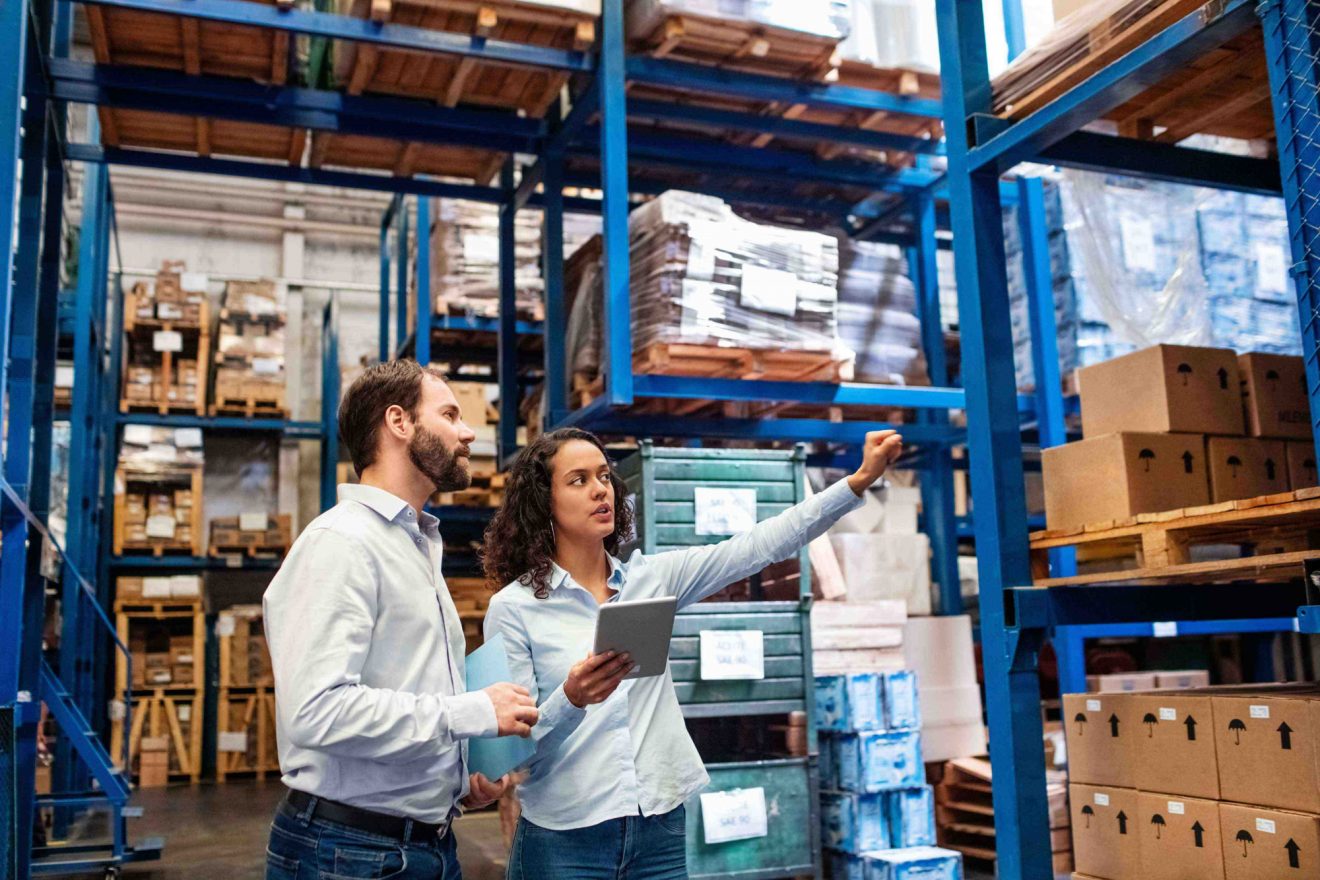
[626,0,852,40]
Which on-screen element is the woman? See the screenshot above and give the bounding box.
[482,427,902,879]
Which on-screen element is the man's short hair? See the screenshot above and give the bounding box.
[338,359,445,474]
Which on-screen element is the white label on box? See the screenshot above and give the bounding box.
[218,732,248,753]
[700,788,768,845]
[145,516,176,540]
[1168,801,1185,815]
[174,428,203,448]
[740,265,798,317]
[143,577,172,598]
[1256,242,1289,295]
[152,330,183,353]
[1086,699,1102,712]
[251,358,282,376]
[180,272,209,292]
[1120,216,1157,272]
[464,234,500,264]
[177,705,191,723]
[1159,708,1178,722]
[123,425,156,446]
[1094,793,1110,807]
[55,365,74,388]
[1250,705,1271,719]
[108,700,126,722]
[216,615,236,638]
[694,487,757,536]
[1152,621,1178,638]
[170,575,200,598]
[1256,818,1277,834]
[239,512,268,532]
[699,630,765,681]
[147,444,177,462]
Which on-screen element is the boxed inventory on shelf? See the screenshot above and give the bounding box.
[834,238,930,386]
[829,846,963,880]
[1077,344,1245,439]
[212,279,286,412]
[217,605,274,688]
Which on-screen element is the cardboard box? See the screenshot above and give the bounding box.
[117,577,144,601]
[1136,792,1225,880]
[1129,692,1221,800]
[450,382,490,428]
[1070,784,1140,880]
[1206,437,1290,503]
[1078,345,1244,439]
[1088,673,1159,694]
[1218,803,1320,879]
[1239,353,1311,439]
[1156,671,1212,691]
[171,664,194,686]
[1286,440,1317,490]
[1062,693,1137,789]
[1044,433,1210,530]
[1211,693,1320,814]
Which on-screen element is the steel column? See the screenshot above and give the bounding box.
[600,0,633,406]
[497,162,519,466]
[395,196,409,356]
[937,2,1050,878]
[415,196,432,367]
[542,148,567,427]
[322,299,341,512]
[379,197,394,362]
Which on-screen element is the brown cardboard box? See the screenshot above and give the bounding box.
[1156,671,1212,691]
[1238,353,1311,439]
[1136,792,1224,880]
[1218,803,1320,879]
[1070,784,1140,880]
[1078,345,1244,439]
[1043,433,1210,530]
[117,577,144,601]
[1286,441,1317,490]
[1212,692,1320,814]
[1129,692,1221,800]
[1063,693,1137,788]
[1088,673,1159,694]
[450,382,490,428]
[1206,437,1290,503]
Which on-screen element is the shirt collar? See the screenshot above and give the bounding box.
[338,483,421,525]
[548,555,625,593]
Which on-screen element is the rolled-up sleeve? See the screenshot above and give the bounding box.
[265,530,495,763]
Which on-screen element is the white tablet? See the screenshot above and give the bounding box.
[592,596,678,680]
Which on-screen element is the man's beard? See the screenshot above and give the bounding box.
[409,425,471,493]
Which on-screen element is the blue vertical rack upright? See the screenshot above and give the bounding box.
[936,0,1320,877]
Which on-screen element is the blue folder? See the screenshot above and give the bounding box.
[465,634,535,780]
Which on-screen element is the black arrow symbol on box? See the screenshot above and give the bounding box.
[1075,713,1087,736]
[1286,838,1301,869]
[1218,367,1230,389]
[1185,715,1197,741]
[1109,714,1120,737]
[1117,811,1128,835]
[1192,821,1205,848]
[1280,722,1294,750]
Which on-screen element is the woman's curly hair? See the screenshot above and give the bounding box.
[482,428,634,599]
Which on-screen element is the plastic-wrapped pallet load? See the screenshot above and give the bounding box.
[826,481,933,615]
[212,280,287,415]
[839,0,940,71]
[835,238,930,386]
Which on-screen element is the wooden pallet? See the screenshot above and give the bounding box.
[121,291,211,416]
[113,598,204,616]
[309,131,505,183]
[333,0,596,117]
[209,395,288,419]
[113,467,205,557]
[217,686,279,781]
[433,471,507,508]
[636,342,851,382]
[209,543,287,559]
[1029,488,1320,586]
[96,108,307,165]
[110,689,205,785]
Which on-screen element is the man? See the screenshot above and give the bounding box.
[263,359,537,880]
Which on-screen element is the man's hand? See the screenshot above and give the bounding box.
[846,430,904,496]
[484,682,539,737]
[564,651,634,709]
[461,772,509,810]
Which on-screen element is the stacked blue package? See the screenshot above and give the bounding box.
[864,846,964,880]
[881,671,920,730]
[836,731,924,792]
[886,787,936,848]
[819,734,837,790]
[821,792,889,853]
[829,849,868,880]
[815,674,883,732]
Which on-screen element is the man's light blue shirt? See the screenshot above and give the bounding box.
[484,477,864,830]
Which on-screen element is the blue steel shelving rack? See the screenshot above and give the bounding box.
[936,0,1320,878]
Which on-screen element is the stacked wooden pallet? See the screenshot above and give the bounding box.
[216,606,279,781]
[113,466,204,557]
[209,513,293,558]
[211,279,289,418]
[120,263,210,417]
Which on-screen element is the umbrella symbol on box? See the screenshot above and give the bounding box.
[1143,712,1159,736]
[1152,815,1167,839]
[1081,805,1094,828]
[1074,713,1087,736]
[1229,718,1247,744]
[1178,363,1193,386]
[1237,829,1255,856]
[1139,449,1156,472]
[1228,455,1243,478]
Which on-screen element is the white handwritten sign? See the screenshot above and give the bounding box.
[693,487,757,536]
[700,788,768,845]
[218,732,248,753]
[145,516,176,540]
[1256,242,1289,295]
[699,630,765,681]
[152,330,183,353]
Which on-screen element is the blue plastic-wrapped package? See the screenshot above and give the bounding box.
[815,674,883,732]
[864,846,964,880]
[829,849,868,880]
[836,731,924,792]
[886,786,936,848]
[881,671,920,730]
[821,792,889,853]
[819,733,837,791]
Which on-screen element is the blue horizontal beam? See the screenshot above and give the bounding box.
[76,0,594,71]
[632,374,965,408]
[967,0,1257,172]
[1039,131,1282,196]
[117,412,322,438]
[568,413,961,445]
[435,315,543,336]
[626,56,943,117]
[563,168,857,218]
[107,555,282,571]
[1009,582,1308,631]
[1300,606,1320,634]
[1059,618,1298,640]
[46,59,539,152]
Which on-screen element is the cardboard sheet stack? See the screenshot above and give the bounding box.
[213,279,286,411]
[1064,684,1320,880]
[835,239,930,386]
[902,615,986,764]
[826,482,932,615]
[566,191,844,380]
[815,664,964,880]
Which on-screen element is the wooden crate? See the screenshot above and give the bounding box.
[216,686,279,781]
[113,467,205,557]
[209,514,293,558]
[308,131,506,184]
[121,289,211,417]
[218,607,274,689]
[110,690,205,785]
[333,0,596,117]
[1028,487,1320,587]
[208,384,288,419]
[448,576,492,654]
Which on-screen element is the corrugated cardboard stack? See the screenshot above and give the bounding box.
[903,616,987,764]
[834,238,930,387]
[1043,344,1315,532]
[1064,685,1320,880]
[827,483,932,616]
[815,663,965,880]
[115,426,204,555]
[212,279,286,414]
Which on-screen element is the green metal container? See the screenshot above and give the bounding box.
[617,442,820,880]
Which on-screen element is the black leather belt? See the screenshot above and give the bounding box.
[284,789,448,843]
